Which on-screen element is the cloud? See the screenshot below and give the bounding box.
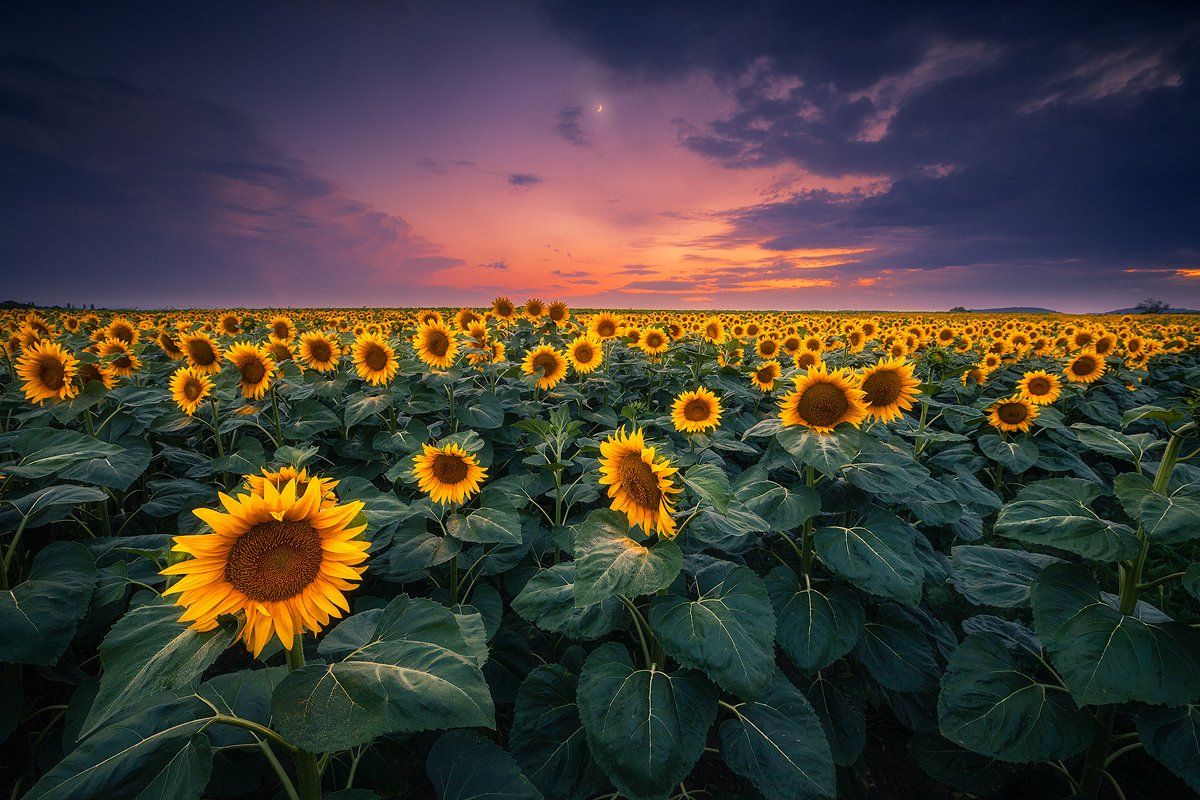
[418,157,477,175]
[618,263,657,274]
[551,269,589,277]
[554,104,589,146]
[506,172,543,188]
[478,260,510,270]
[0,55,465,307]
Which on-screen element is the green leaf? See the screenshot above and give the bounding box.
[649,559,776,699]
[1122,404,1185,427]
[198,668,285,747]
[0,542,96,665]
[765,565,863,674]
[510,664,605,800]
[734,470,819,531]
[978,435,1039,473]
[5,428,124,479]
[427,729,542,800]
[81,601,238,738]
[842,437,929,494]
[141,479,213,518]
[577,642,717,800]
[1184,564,1200,601]
[776,427,861,478]
[457,392,505,430]
[1115,472,1200,544]
[813,510,924,605]
[937,633,1091,763]
[1032,562,1200,706]
[573,509,682,607]
[344,391,392,428]
[512,563,621,640]
[1136,705,1200,792]
[994,478,1140,561]
[24,697,211,800]
[58,435,151,491]
[209,435,266,475]
[682,463,732,511]
[854,605,939,694]
[719,672,836,800]
[3,484,108,528]
[804,671,865,766]
[907,732,1012,796]
[271,595,494,752]
[1070,423,1160,463]
[282,398,341,440]
[446,502,523,545]
[950,546,1061,608]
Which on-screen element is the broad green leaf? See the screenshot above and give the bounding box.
[1136,705,1200,792]
[456,392,505,429]
[24,697,211,800]
[776,427,861,478]
[804,671,865,766]
[82,601,238,738]
[938,633,1091,763]
[765,565,863,673]
[510,664,605,800]
[141,479,213,518]
[573,509,682,607]
[343,391,392,428]
[271,595,494,752]
[1032,562,1200,706]
[209,436,266,475]
[853,605,939,694]
[719,672,836,800]
[427,729,542,800]
[577,642,717,800]
[0,542,97,665]
[3,484,108,528]
[1122,404,1185,427]
[446,502,522,545]
[59,435,152,491]
[649,559,776,699]
[907,732,1012,796]
[994,478,1139,561]
[950,545,1061,608]
[682,463,732,511]
[5,428,123,479]
[978,435,1039,473]
[512,563,621,640]
[282,397,341,439]
[1184,563,1200,600]
[1115,472,1200,544]
[813,510,924,605]
[842,437,929,494]
[734,471,819,532]
[1070,423,1159,463]
[197,668,285,747]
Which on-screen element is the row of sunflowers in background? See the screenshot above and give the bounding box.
[2,301,1199,800]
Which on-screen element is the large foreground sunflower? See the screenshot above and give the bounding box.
[16,340,79,404]
[988,395,1038,433]
[598,427,681,538]
[353,332,399,385]
[169,366,213,415]
[413,321,459,370]
[162,478,369,656]
[1017,370,1062,405]
[226,342,274,400]
[412,442,488,505]
[567,335,604,374]
[779,365,869,434]
[671,387,723,433]
[522,344,569,389]
[859,356,920,423]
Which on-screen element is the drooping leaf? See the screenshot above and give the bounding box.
[427,729,542,800]
[950,545,1061,608]
[271,595,494,752]
[513,563,621,640]
[994,478,1139,561]
[719,672,836,800]
[59,435,152,490]
[1071,423,1160,463]
[804,671,866,766]
[1115,472,1200,544]
[573,509,682,607]
[853,605,939,694]
[1136,705,1200,792]
[1031,562,1200,707]
[0,542,97,665]
[576,642,717,800]
[649,558,776,699]
[446,502,523,545]
[813,510,924,605]
[978,435,1039,473]
[509,664,605,800]
[5,428,124,479]
[765,565,863,674]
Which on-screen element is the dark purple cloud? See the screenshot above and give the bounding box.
[506,172,543,188]
[554,104,589,146]
[478,260,510,270]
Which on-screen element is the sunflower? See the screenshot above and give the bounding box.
[589,312,621,340]
[961,367,988,386]
[548,301,570,325]
[182,332,223,375]
[1064,349,1106,383]
[353,332,399,385]
[98,338,142,377]
[266,336,294,364]
[793,351,822,371]
[269,315,296,341]
[161,478,368,656]
[226,342,275,400]
[750,360,781,392]
[412,443,487,505]
[779,365,869,434]
[76,361,117,390]
[671,387,723,433]
[756,337,780,359]
[638,327,670,356]
[859,357,920,423]
[245,466,338,508]
[157,329,185,358]
[491,296,517,320]
[104,316,139,345]
[298,331,341,372]
[169,366,213,415]
[1017,370,1062,405]
[567,335,604,374]
[598,427,681,538]
[522,344,569,389]
[16,340,79,404]
[988,395,1038,433]
[413,321,459,370]
[702,318,725,344]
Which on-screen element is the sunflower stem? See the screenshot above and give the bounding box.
[210,396,224,457]
[270,385,284,445]
[286,635,323,800]
[617,595,655,669]
[801,465,815,577]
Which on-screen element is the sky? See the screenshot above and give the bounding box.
[1,0,1198,312]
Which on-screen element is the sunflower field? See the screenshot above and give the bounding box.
[2,302,1200,800]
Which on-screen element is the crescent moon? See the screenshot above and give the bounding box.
[596,104,603,112]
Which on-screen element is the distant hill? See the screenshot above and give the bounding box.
[969,306,1059,314]
[1101,307,1200,315]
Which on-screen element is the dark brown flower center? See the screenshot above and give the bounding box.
[432,453,470,484]
[363,343,389,371]
[683,398,712,422]
[38,356,65,389]
[1027,377,1051,395]
[189,340,216,365]
[596,320,616,337]
[574,344,594,363]
[183,379,202,401]
[240,357,267,385]
[618,452,662,510]
[309,339,332,362]
[425,330,450,357]
[225,520,322,601]
[997,402,1029,425]
[1071,356,1098,376]
[796,381,850,428]
[273,322,290,339]
[861,369,903,406]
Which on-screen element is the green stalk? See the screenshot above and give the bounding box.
[270,385,284,445]
[801,465,815,577]
[210,396,225,457]
[286,637,322,800]
[0,514,30,590]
